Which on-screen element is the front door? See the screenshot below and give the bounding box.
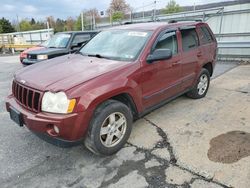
[141,30,183,109]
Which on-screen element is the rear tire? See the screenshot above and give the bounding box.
[186,68,210,99]
[84,100,133,155]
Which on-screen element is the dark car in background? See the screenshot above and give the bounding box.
[22,31,97,65]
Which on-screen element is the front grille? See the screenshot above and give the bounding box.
[12,80,43,113]
[27,54,37,60]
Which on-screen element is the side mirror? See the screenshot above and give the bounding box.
[147,49,172,63]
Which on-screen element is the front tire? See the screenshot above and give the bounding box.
[186,68,210,99]
[84,100,133,155]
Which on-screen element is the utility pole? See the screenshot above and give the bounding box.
[93,13,96,30]
[142,3,145,20]
[90,14,93,30]
[46,21,50,39]
[16,15,21,32]
[109,10,112,26]
[153,0,156,22]
[81,12,84,31]
[130,10,133,22]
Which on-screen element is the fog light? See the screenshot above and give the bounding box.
[53,125,59,134]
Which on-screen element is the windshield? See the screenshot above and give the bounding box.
[80,30,152,61]
[45,33,71,48]
[40,40,49,47]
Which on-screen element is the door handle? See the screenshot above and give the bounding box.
[172,61,181,66]
[197,51,202,57]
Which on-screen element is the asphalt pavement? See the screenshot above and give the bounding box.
[1,55,248,188]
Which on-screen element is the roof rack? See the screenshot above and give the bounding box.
[168,19,202,23]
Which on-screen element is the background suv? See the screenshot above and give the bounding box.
[6,21,217,155]
[21,31,97,65]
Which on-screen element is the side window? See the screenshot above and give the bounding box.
[155,32,178,55]
[180,29,199,52]
[200,26,213,44]
[72,34,91,46]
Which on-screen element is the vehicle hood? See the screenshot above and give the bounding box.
[23,46,45,54]
[27,47,68,56]
[15,54,130,91]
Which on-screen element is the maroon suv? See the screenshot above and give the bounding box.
[6,21,217,155]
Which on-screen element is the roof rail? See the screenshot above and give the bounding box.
[168,19,202,23]
[123,20,153,25]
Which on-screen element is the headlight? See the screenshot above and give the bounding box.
[37,54,48,60]
[42,92,76,114]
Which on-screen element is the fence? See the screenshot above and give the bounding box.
[95,3,250,61]
[0,28,54,53]
[1,4,250,60]
[0,28,54,45]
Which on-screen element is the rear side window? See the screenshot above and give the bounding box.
[155,32,178,55]
[180,29,199,52]
[200,26,213,44]
[72,34,91,45]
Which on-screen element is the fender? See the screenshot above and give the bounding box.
[66,63,143,138]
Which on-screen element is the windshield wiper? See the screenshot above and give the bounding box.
[87,54,107,59]
[77,52,112,60]
[88,54,114,60]
[48,46,65,48]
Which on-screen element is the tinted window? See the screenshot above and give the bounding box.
[155,32,178,55]
[200,26,213,44]
[72,34,91,45]
[181,29,199,52]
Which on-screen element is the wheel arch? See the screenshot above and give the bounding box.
[202,62,213,76]
[110,93,139,120]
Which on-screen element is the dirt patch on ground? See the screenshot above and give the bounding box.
[207,131,250,164]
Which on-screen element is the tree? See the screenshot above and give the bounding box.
[47,16,56,29]
[112,11,124,22]
[30,18,36,25]
[75,15,84,31]
[55,18,66,32]
[85,8,101,23]
[31,21,46,30]
[66,17,75,31]
[107,0,130,22]
[162,0,182,14]
[107,0,130,14]
[19,20,32,31]
[0,17,15,33]
[75,9,101,31]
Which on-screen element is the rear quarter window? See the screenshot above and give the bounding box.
[180,29,199,52]
[199,26,214,44]
[72,34,91,45]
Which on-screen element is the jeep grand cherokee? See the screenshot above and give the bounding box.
[6,21,217,155]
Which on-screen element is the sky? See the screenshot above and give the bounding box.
[0,0,226,21]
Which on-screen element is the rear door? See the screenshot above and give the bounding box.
[179,27,201,91]
[141,30,183,108]
[197,24,217,63]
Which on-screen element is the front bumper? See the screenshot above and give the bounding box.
[33,132,83,147]
[22,58,44,65]
[6,95,87,147]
